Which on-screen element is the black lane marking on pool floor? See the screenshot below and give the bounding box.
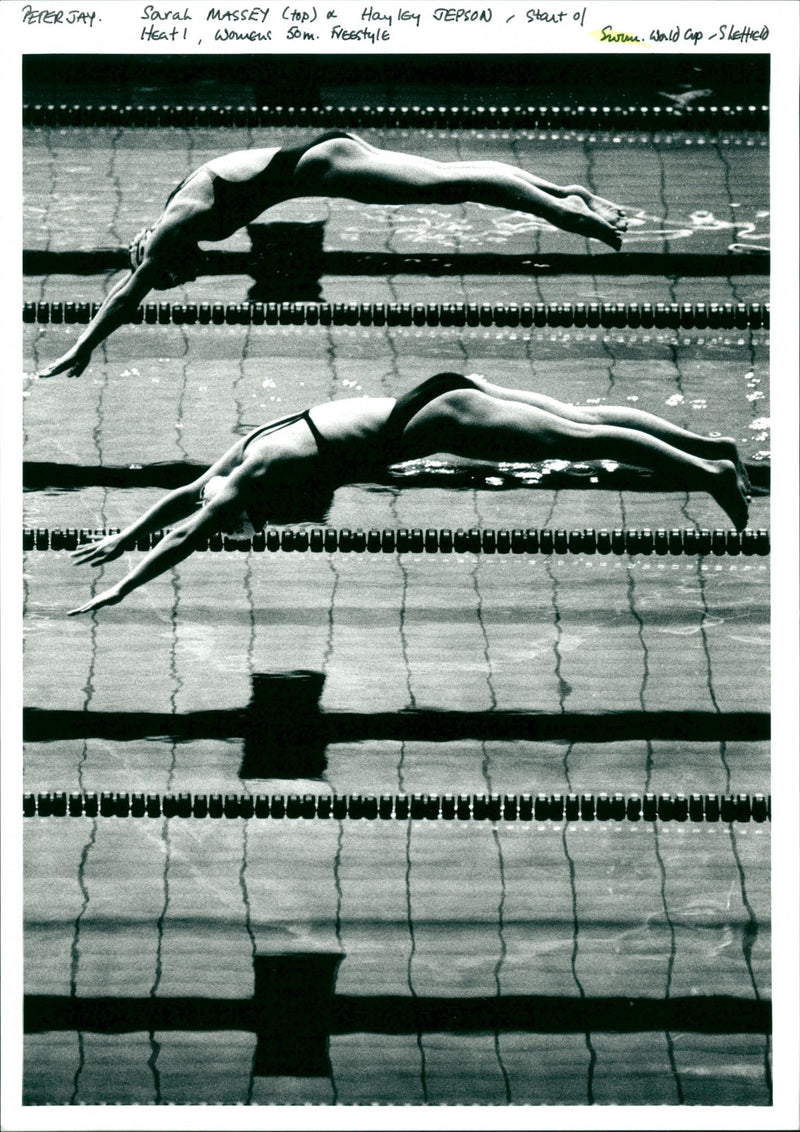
[22,460,771,495]
[22,994,774,1079]
[26,949,772,1070]
[24,702,770,782]
[24,992,771,1038]
[23,250,770,279]
[23,706,770,746]
[24,461,205,490]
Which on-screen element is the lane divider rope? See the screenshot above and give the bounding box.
[24,300,770,331]
[24,527,771,557]
[23,103,768,130]
[23,790,770,823]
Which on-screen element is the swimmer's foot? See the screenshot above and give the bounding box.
[710,459,750,531]
[590,197,628,230]
[564,185,628,230]
[560,194,625,249]
[714,437,752,495]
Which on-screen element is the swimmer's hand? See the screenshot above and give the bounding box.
[38,346,91,379]
[68,584,124,616]
[71,533,127,567]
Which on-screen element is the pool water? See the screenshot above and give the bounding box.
[22,112,770,1106]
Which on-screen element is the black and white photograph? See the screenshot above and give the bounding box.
[2,0,798,1125]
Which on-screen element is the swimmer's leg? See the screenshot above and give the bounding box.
[295,136,625,249]
[321,135,626,221]
[468,376,749,488]
[461,162,626,229]
[400,388,750,529]
[308,134,626,226]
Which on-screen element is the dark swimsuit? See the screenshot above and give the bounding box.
[382,372,481,464]
[166,130,357,234]
[245,373,479,467]
[240,373,480,524]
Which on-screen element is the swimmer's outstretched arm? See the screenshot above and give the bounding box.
[68,460,253,615]
[38,262,159,378]
[37,208,198,378]
[70,482,204,569]
[70,441,244,568]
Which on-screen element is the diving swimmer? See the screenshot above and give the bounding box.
[68,373,751,615]
[39,131,628,378]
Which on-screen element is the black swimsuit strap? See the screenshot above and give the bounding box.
[301,409,329,451]
[242,410,307,451]
[183,130,358,232]
[242,408,330,454]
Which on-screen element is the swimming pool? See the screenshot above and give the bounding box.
[22,97,771,1107]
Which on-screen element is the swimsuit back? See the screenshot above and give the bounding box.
[239,372,479,522]
[165,130,356,233]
